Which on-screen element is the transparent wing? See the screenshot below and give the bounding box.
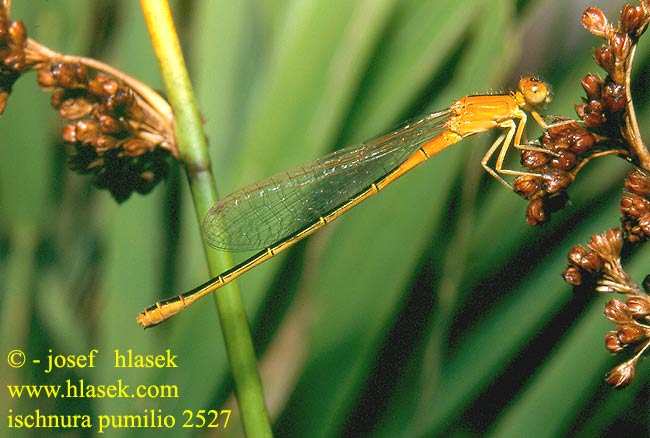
[203,110,453,251]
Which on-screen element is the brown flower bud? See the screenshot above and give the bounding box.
[90,135,117,153]
[571,130,596,153]
[626,296,650,317]
[526,197,546,226]
[611,32,632,62]
[57,98,94,120]
[562,266,583,286]
[543,169,572,194]
[603,82,626,112]
[568,245,602,272]
[638,214,650,236]
[37,67,57,88]
[551,150,577,170]
[605,332,624,353]
[595,47,614,74]
[617,323,649,345]
[51,63,82,89]
[581,74,602,100]
[98,114,123,135]
[122,138,154,157]
[582,6,609,37]
[62,123,77,143]
[514,174,542,198]
[625,169,650,196]
[621,5,645,34]
[8,20,26,47]
[604,299,632,324]
[521,150,549,169]
[3,52,24,71]
[606,361,636,389]
[74,120,99,143]
[88,73,111,96]
[574,102,587,120]
[621,194,650,218]
[582,111,606,130]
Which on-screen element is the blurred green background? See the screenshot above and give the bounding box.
[2,0,650,436]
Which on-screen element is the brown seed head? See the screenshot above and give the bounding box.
[594,46,614,73]
[602,82,627,112]
[626,296,650,317]
[604,298,632,324]
[568,244,603,272]
[621,4,645,34]
[551,150,578,170]
[57,97,94,120]
[581,74,602,100]
[625,169,650,197]
[543,169,572,194]
[611,32,632,61]
[525,196,546,226]
[605,332,625,353]
[562,266,583,286]
[521,150,550,169]
[620,194,650,218]
[606,361,636,389]
[582,6,610,37]
[514,174,542,198]
[617,323,649,345]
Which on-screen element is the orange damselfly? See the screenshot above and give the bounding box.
[137,77,553,328]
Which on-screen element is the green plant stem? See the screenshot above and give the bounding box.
[139,1,272,436]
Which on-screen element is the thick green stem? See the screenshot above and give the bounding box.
[139,1,272,436]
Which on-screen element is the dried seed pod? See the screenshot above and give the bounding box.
[616,323,649,345]
[605,332,625,353]
[626,296,650,317]
[568,244,602,272]
[611,32,632,62]
[621,4,645,34]
[74,119,99,143]
[97,114,123,135]
[514,174,542,198]
[121,138,154,157]
[571,130,596,153]
[543,169,572,194]
[521,150,550,169]
[525,196,546,226]
[602,82,626,112]
[581,74,603,100]
[594,46,614,73]
[604,298,632,324]
[551,150,578,170]
[7,20,25,47]
[57,98,94,120]
[562,265,583,286]
[582,6,610,37]
[625,169,650,197]
[606,361,636,389]
[90,135,118,153]
[637,214,650,236]
[62,123,77,143]
[620,194,650,218]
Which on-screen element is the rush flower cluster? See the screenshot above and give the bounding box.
[514,2,650,226]
[552,1,650,389]
[0,2,176,201]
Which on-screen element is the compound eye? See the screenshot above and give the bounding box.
[519,76,551,105]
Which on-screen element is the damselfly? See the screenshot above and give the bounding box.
[137,77,552,328]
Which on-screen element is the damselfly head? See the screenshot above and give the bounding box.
[519,76,551,106]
